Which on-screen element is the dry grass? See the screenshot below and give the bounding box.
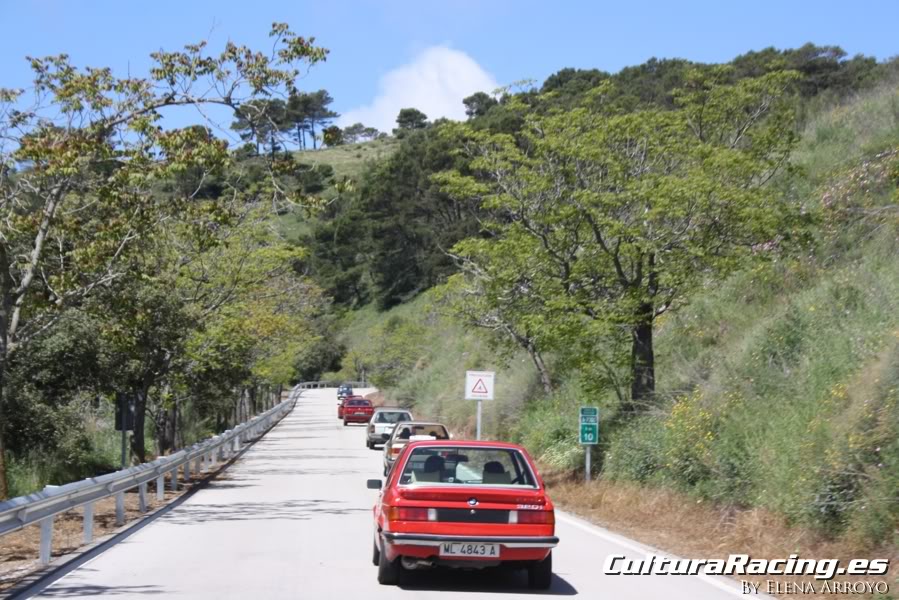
[547,476,898,599]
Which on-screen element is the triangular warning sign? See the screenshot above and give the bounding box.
[471,378,488,394]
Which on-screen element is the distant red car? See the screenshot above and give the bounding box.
[343,397,374,425]
[337,394,365,419]
[367,440,557,589]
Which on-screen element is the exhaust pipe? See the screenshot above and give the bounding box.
[401,557,433,570]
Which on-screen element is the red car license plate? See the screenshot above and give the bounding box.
[354,411,366,415]
[439,542,499,558]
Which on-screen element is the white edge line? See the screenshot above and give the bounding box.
[556,510,774,599]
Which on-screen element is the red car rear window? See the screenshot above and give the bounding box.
[347,399,371,407]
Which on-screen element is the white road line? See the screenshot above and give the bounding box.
[556,511,772,599]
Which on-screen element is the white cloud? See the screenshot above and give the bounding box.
[339,46,498,133]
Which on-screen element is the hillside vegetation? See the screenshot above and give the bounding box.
[329,83,899,548]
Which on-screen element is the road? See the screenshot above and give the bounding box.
[24,388,752,599]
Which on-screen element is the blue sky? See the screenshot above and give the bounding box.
[2,0,898,134]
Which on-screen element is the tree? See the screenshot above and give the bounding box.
[343,122,367,143]
[322,125,344,147]
[286,91,314,149]
[462,92,498,118]
[305,89,339,149]
[0,23,328,498]
[394,108,428,133]
[441,69,800,414]
[353,125,482,308]
[230,99,288,161]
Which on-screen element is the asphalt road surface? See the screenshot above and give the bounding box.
[24,388,754,599]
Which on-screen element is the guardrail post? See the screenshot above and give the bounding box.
[169,469,178,491]
[207,451,215,469]
[184,460,192,482]
[115,491,125,526]
[156,475,165,500]
[39,516,53,565]
[138,482,148,513]
[233,436,240,453]
[83,502,94,544]
[194,456,202,474]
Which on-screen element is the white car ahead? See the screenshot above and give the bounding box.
[366,408,413,449]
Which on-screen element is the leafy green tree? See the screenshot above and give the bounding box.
[356,126,481,308]
[343,122,367,143]
[300,89,339,149]
[394,108,428,134]
[286,90,314,149]
[0,23,327,498]
[463,92,498,118]
[323,125,344,146]
[230,99,289,161]
[441,69,801,414]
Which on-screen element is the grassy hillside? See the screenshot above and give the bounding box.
[331,84,899,548]
[278,137,400,242]
[297,137,399,181]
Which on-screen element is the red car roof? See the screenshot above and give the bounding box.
[404,439,524,450]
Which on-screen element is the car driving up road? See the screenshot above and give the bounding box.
[382,421,450,476]
[367,440,558,589]
[366,407,413,449]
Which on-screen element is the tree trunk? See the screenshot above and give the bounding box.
[310,121,317,149]
[628,305,655,414]
[526,342,553,395]
[131,383,151,463]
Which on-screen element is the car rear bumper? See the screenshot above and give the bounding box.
[383,532,559,548]
[382,533,556,563]
[344,414,372,423]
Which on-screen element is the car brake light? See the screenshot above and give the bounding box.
[386,507,437,522]
[510,510,554,525]
[391,446,402,455]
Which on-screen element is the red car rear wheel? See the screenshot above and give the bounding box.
[376,537,401,585]
[527,551,552,590]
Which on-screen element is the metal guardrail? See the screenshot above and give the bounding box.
[0,387,300,565]
[296,380,368,389]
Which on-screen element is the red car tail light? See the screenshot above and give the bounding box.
[391,446,402,455]
[510,510,555,525]
[386,507,437,522]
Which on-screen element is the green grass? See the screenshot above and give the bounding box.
[327,292,541,438]
[295,137,400,182]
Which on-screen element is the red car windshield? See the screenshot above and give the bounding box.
[398,446,536,487]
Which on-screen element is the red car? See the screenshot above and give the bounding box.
[343,397,374,425]
[366,440,557,589]
[337,394,365,419]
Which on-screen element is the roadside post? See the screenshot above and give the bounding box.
[465,371,495,440]
[579,407,599,482]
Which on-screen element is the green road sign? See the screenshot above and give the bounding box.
[579,423,598,445]
[579,407,599,445]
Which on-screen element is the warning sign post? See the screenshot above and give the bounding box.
[465,370,495,439]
